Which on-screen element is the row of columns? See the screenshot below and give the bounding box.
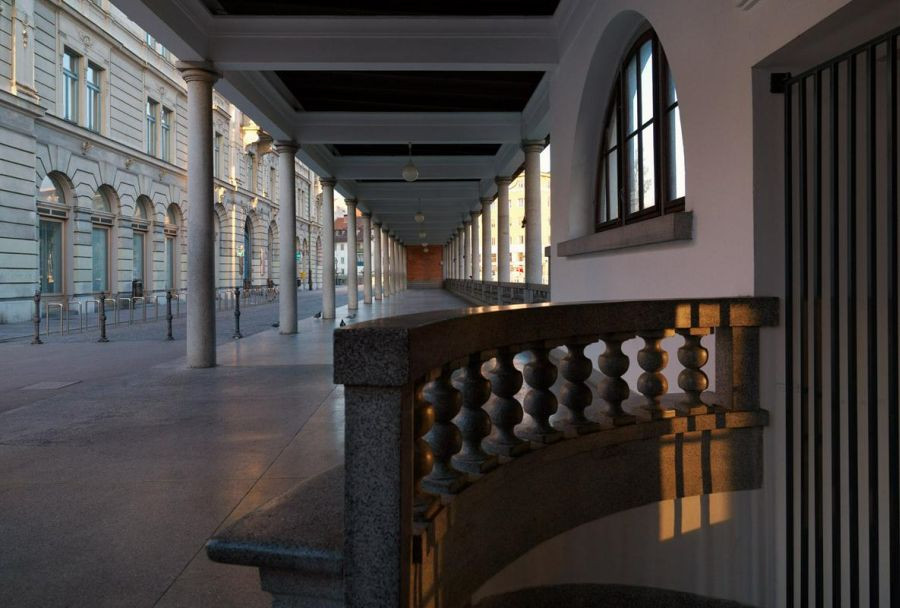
[180,62,535,368]
[443,141,542,284]
[180,62,408,368]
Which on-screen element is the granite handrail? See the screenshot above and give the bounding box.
[333,297,778,607]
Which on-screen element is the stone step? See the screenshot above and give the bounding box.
[474,584,750,608]
[206,465,345,607]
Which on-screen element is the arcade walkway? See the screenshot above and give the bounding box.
[0,289,467,607]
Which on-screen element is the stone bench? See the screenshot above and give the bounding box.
[206,465,344,607]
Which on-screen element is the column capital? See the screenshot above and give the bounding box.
[176,61,220,83]
[320,177,337,188]
[470,210,480,220]
[522,139,545,153]
[495,175,512,187]
[345,198,358,208]
[480,196,494,207]
[273,140,299,155]
[361,212,372,219]
[373,220,381,228]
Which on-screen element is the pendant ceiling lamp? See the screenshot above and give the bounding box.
[418,231,427,239]
[402,142,418,182]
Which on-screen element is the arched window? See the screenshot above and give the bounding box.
[243,217,253,286]
[37,174,67,294]
[132,197,152,287]
[164,205,181,290]
[596,30,685,230]
[91,186,117,293]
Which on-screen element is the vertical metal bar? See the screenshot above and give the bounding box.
[798,76,810,608]
[865,45,879,608]
[812,70,824,608]
[828,61,842,606]
[846,54,860,607]
[886,32,899,606]
[784,79,795,608]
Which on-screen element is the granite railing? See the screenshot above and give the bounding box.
[207,297,777,608]
[444,278,550,304]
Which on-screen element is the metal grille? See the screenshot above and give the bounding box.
[784,28,899,607]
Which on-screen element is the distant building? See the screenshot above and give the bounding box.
[0,0,324,323]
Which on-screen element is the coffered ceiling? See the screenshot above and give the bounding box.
[113,0,564,242]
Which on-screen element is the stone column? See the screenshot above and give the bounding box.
[481,197,492,281]
[523,141,543,285]
[373,221,383,300]
[470,210,480,282]
[346,199,358,311]
[179,63,219,368]
[275,141,299,334]
[457,224,469,280]
[321,178,336,319]
[496,176,512,283]
[362,213,372,304]
[383,228,392,297]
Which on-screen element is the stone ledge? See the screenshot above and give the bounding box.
[206,465,344,576]
[557,211,693,257]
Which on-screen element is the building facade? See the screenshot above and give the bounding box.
[0,0,324,323]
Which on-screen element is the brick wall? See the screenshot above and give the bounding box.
[407,245,443,286]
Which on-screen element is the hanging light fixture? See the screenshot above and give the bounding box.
[414,211,425,224]
[418,231,427,239]
[402,142,418,182]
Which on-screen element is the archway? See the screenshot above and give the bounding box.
[164,204,183,290]
[36,172,75,298]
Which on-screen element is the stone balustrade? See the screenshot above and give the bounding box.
[208,297,777,608]
[444,278,550,305]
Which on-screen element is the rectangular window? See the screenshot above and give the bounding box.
[39,219,63,294]
[269,166,276,198]
[161,108,172,162]
[214,133,223,178]
[85,63,102,132]
[146,98,159,156]
[165,237,175,289]
[91,226,109,292]
[133,233,144,282]
[63,50,80,123]
[247,152,256,191]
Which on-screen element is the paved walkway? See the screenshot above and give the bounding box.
[0,288,467,607]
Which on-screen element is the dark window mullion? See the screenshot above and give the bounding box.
[653,37,665,215]
[617,75,625,226]
[635,52,644,213]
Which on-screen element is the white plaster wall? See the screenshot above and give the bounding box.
[549,0,850,303]
[481,2,900,607]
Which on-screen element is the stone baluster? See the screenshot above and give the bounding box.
[413,382,437,519]
[521,346,563,444]
[422,368,466,494]
[636,329,676,419]
[677,329,712,414]
[451,353,497,474]
[484,348,529,456]
[557,341,601,434]
[598,332,636,425]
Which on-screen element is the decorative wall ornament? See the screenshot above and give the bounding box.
[81,141,92,154]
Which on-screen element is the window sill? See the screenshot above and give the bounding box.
[557,211,693,257]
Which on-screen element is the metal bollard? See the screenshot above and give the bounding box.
[232,287,242,339]
[165,291,174,341]
[98,291,109,343]
[31,290,42,345]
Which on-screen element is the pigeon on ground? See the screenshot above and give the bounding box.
[314,311,322,318]
[339,319,346,327]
